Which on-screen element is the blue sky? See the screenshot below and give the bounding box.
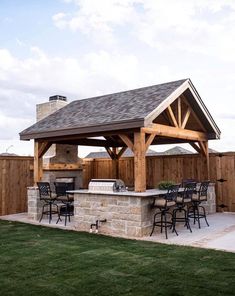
[0,0,235,156]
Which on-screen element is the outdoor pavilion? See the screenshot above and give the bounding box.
[20,78,220,192]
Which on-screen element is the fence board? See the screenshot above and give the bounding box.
[0,156,34,216]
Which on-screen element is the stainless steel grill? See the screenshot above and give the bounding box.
[88,179,126,193]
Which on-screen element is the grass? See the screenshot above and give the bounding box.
[0,220,235,296]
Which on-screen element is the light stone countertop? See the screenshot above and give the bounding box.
[67,189,168,197]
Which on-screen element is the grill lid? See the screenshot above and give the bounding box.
[88,179,126,193]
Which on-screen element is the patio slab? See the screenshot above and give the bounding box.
[0,212,235,253]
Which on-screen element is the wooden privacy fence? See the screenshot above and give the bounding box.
[0,156,34,216]
[83,152,235,212]
[1,153,235,215]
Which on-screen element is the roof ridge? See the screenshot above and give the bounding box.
[71,78,188,104]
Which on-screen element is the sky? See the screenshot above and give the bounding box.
[0,0,235,157]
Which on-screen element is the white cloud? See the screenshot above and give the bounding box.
[53,0,235,61]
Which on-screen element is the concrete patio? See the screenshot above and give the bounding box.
[0,212,235,253]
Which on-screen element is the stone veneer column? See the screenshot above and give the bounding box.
[27,187,43,221]
[203,183,216,214]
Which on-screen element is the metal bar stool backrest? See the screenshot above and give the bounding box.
[37,182,52,200]
[54,182,68,198]
[183,182,197,200]
[198,181,210,199]
[165,184,181,201]
[182,179,197,188]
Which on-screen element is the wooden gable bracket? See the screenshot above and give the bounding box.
[119,134,134,151]
[105,147,115,159]
[189,142,201,154]
[38,141,52,158]
[105,146,128,179]
[145,134,155,152]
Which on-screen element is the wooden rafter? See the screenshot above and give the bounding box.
[181,108,191,129]
[181,94,207,132]
[142,124,208,142]
[178,97,182,127]
[119,134,134,151]
[166,105,178,127]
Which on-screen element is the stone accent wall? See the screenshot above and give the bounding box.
[74,193,154,237]
[27,187,43,221]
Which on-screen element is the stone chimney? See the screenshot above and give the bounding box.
[36,95,68,121]
[36,96,82,189]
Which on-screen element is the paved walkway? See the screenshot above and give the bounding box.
[1,212,235,253]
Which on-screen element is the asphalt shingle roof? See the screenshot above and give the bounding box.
[20,79,187,138]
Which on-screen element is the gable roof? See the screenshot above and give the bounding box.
[20,78,220,141]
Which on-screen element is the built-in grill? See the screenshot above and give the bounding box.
[88,179,127,193]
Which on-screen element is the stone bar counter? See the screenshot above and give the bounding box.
[27,184,216,238]
[71,184,216,238]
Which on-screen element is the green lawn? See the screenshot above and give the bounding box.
[0,221,234,296]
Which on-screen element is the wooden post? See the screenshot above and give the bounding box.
[112,147,119,179]
[134,131,146,192]
[34,141,43,185]
[205,141,210,179]
[34,140,52,185]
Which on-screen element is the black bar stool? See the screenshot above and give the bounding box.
[54,182,74,226]
[37,182,59,223]
[188,181,210,228]
[150,184,180,239]
[172,182,197,233]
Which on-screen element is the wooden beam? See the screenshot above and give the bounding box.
[117,146,127,159]
[43,163,82,170]
[105,147,115,159]
[142,124,208,142]
[181,108,191,129]
[166,105,178,127]
[56,138,120,147]
[145,134,155,152]
[34,141,43,185]
[38,141,52,158]
[134,131,146,192]
[189,142,201,154]
[181,94,206,132]
[198,141,207,157]
[119,134,134,151]
[178,97,182,127]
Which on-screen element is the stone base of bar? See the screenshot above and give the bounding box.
[73,193,154,237]
[27,184,216,238]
